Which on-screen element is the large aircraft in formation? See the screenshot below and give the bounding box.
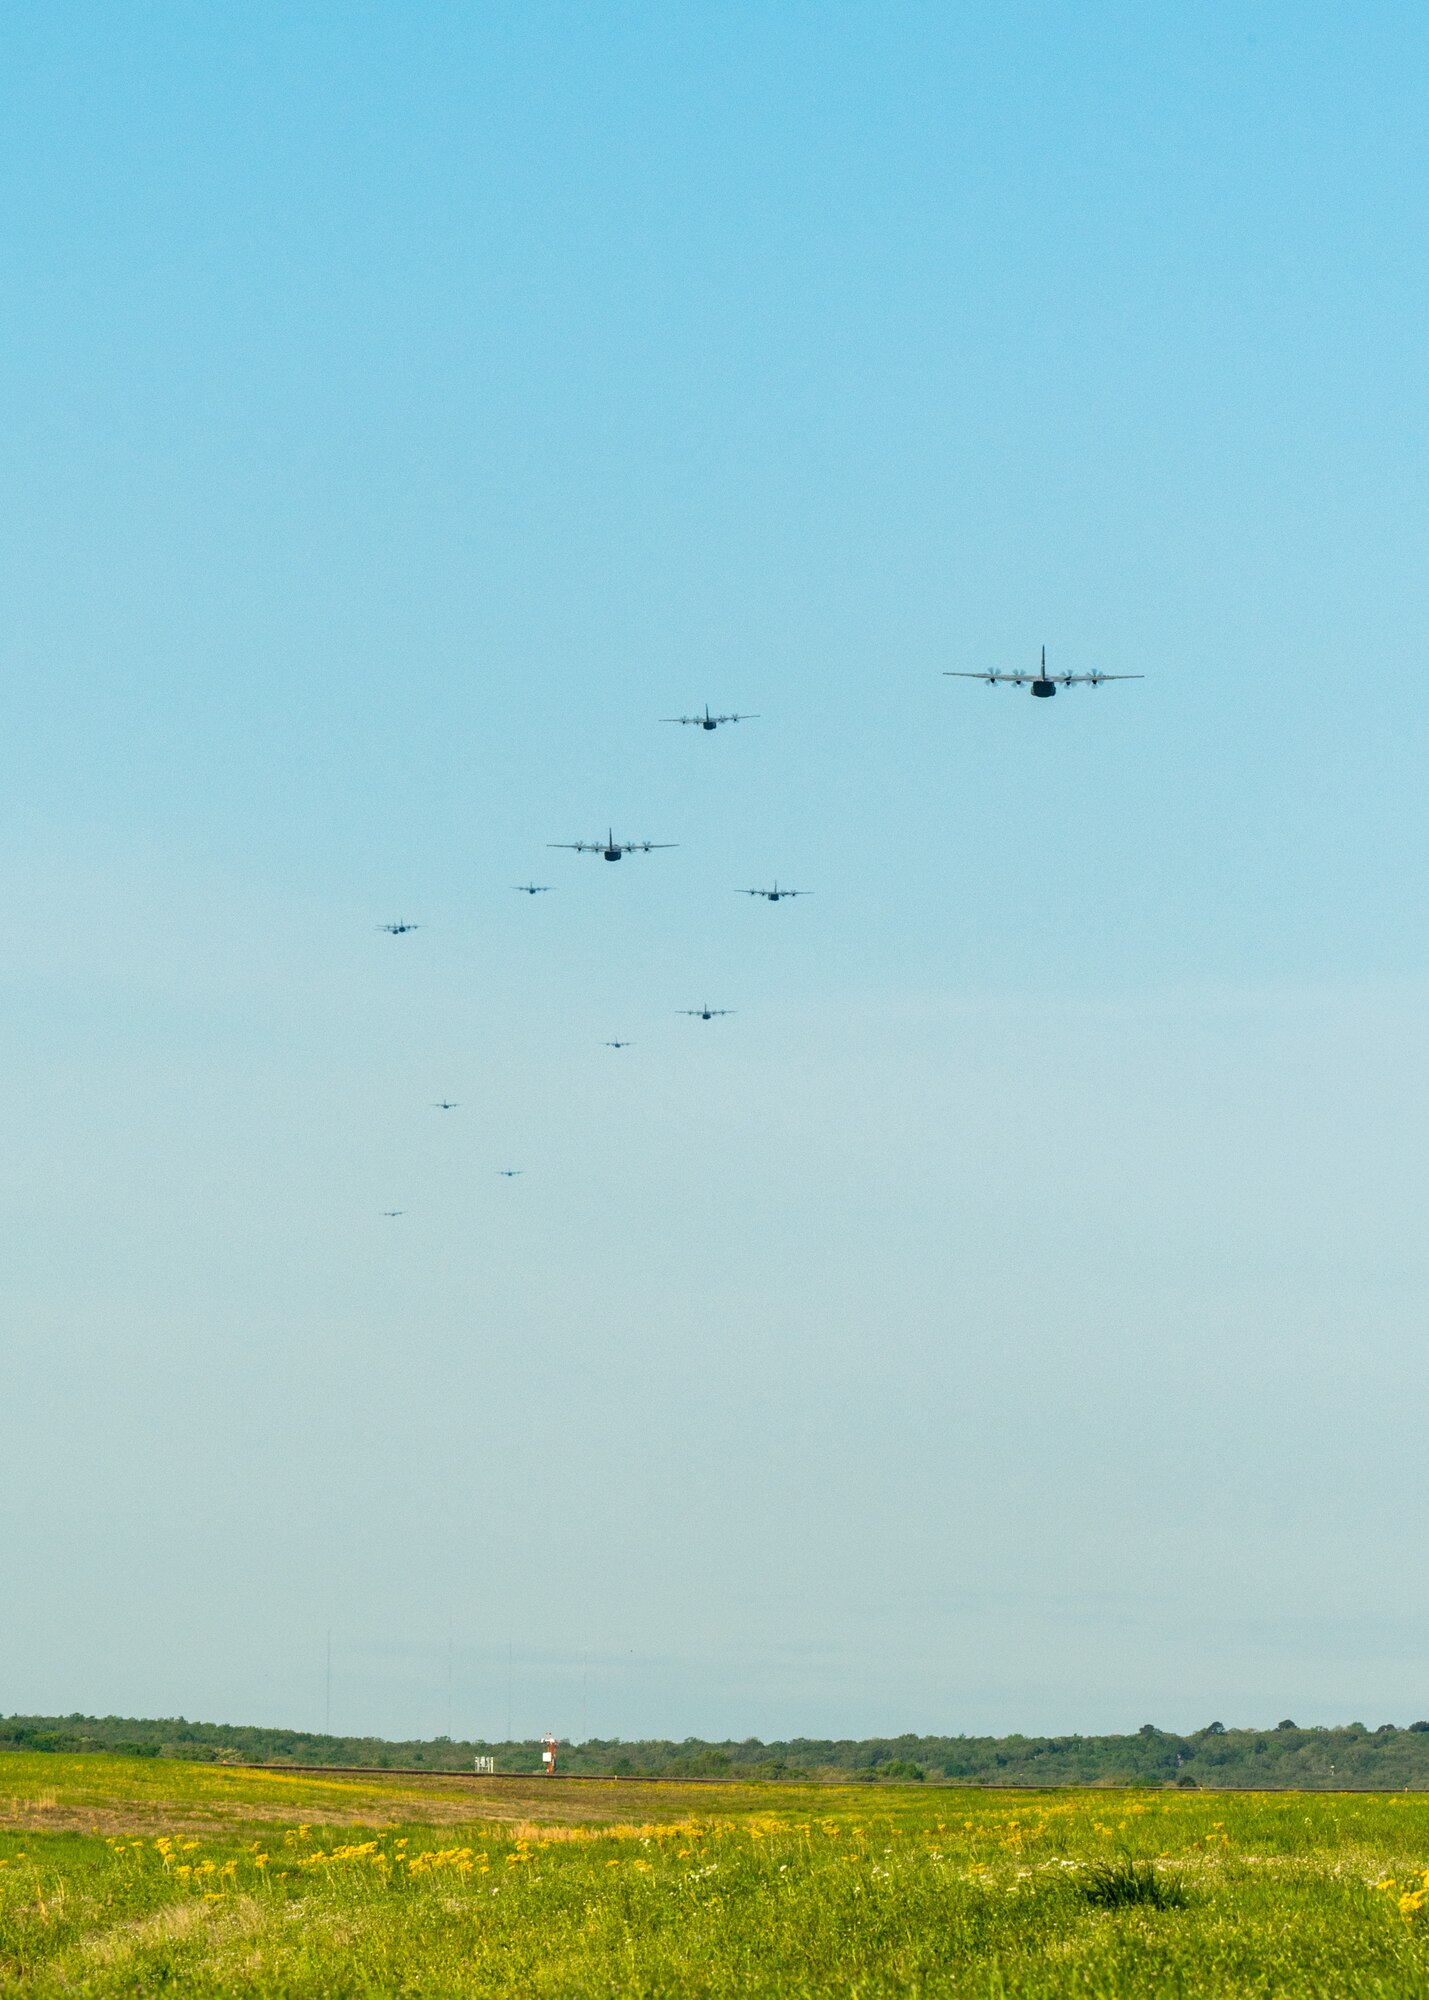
[550,829,676,862]
[374,644,1140,1209]
[945,647,1143,699]
[663,705,758,731]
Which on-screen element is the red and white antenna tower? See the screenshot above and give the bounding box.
[541,1731,558,1775]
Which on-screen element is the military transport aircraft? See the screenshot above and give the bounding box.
[945,647,1143,699]
[549,829,676,862]
[381,1209,405,1217]
[740,883,809,902]
[377,921,421,934]
[604,1040,634,1049]
[662,706,758,731]
[680,1005,734,1021]
[496,1169,523,1178]
[513,883,552,895]
[431,1100,459,1111]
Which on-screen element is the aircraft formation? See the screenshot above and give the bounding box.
[377,656,1139,1212]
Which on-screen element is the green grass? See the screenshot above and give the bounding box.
[1077,1854,1188,1910]
[3,1754,1429,1993]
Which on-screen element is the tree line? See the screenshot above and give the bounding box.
[5,1713,1429,1788]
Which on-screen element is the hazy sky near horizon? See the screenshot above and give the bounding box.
[5,1,1429,1745]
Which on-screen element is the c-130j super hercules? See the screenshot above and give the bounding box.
[549,829,677,862]
[946,646,1143,698]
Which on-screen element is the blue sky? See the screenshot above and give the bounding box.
[4,1,1429,1742]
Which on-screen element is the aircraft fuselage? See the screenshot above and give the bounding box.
[603,846,622,860]
[1032,680,1056,698]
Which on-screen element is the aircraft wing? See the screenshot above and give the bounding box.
[944,671,1029,685]
[1059,672,1144,684]
[630,841,677,851]
[549,841,595,851]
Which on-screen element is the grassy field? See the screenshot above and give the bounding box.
[3,1755,1429,1994]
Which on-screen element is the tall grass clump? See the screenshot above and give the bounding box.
[1079,1854,1188,1909]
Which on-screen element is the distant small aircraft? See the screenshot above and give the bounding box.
[377,921,422,934]
[663,706,758,731]
[381,1209,405,1217]
[431,1100,460,1111]
[549,829,676,862]
[740,883,809,902]
[496,1168,523,1178]
[513,883,552,895]
[680,1005,734,1021]
[604,1040,633,1049]
[945,647,1143,699]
